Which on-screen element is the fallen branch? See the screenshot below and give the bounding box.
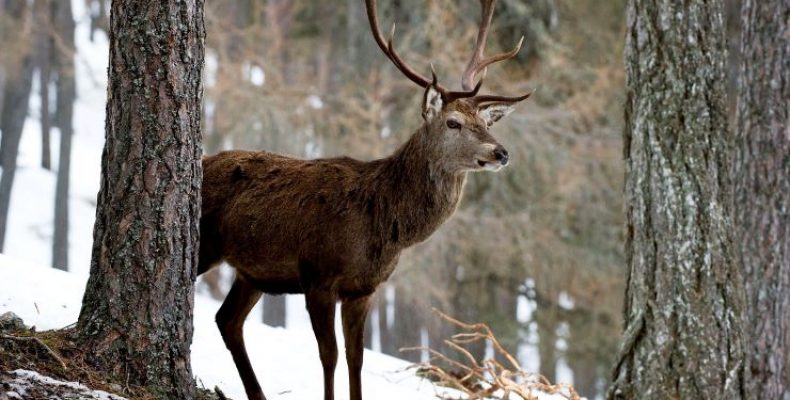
[401,308,580,400]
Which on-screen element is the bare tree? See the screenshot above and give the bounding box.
[33,0,51,170]
[608,1,747,399]
[75,0,205,398]
[0,0,34,251]
[733,0,789,398]
[50,0,75,271]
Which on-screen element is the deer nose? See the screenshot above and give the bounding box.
[494,146,509,165]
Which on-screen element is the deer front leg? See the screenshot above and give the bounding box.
[216,276,265,400]
[342,295,372,400]
[305,290,339,400]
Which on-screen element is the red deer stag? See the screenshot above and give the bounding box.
[199,0,531,399]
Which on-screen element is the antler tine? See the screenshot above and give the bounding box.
[365,0,435,89]
[460,0,524,91]
[472,89,535,106]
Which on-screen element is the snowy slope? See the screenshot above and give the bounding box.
[0,254,452,400]
[0,255,579,400]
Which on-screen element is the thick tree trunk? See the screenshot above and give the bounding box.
[0,0,34,252]
[608,2,747,399]
[51,0,75,271]
[733,1,789,399]
[75,0,205,398]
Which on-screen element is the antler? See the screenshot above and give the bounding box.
[364,0,481,103]
[460,0,524,91]
[365,0,531,104]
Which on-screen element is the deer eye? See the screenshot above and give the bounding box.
[446,119,462,129]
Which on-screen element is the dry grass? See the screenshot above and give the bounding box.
[403,309,581,400]
[0,325,226,400]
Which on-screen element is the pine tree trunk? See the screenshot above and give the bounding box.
[0,0,34,252]
[75,0,205,398]
[608,2,747,399]
[51,0,75,272]
[733,1,789,398]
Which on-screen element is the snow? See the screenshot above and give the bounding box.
[4,369,126,400]
[0,255,448,399]
[0,255,578,400]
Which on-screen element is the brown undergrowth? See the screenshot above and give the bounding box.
[404,309,581,400]
[0,322,227,400]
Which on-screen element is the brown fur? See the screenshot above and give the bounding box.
[199,96,518,400]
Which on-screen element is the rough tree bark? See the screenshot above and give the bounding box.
[608,1,747,399]
[733,0,789,398]
[51,0,75,271]
[75,0,205,398]
[0,0,34,251]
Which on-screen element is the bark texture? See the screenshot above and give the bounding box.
[51,0,75,271]
[75,0,205,398]
[609,1,747,399]
[733,1,789,398]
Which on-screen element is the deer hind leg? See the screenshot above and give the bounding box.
[216,276,265,400]
[305,290,339,400]
[342,295,372,400]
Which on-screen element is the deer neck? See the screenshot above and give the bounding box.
[371,126,466,248]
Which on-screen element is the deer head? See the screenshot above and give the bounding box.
[365,0,532,174]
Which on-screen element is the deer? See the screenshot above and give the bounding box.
[198,1,531,399]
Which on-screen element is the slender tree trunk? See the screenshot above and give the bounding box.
[733,1,789,399]
[608,2,747,399]
[75,0,205,398]
[262,294,286,327]
[51,0,74,271]
[34,0,51,170]
[0,0,34,252]
[535,298,558,383]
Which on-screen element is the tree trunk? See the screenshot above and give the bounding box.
[0,0,34,252]
[733,1,789,399]
[75,0,205,398]
[608,2,747,399]
[535,299,558,383]
[262,294,286,327]
[34,0,51,170]
[51,0,75,271]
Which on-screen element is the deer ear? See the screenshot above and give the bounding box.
[478,103,515,127]
[422,85,444,121]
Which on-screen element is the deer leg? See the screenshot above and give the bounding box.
[305,290,338,400]
[342,295,372,400]
[216,277,265,400]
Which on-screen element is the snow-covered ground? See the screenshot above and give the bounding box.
[0,254,451,399]
[0,255,577,400]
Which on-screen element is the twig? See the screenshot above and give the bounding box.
[400,309,581,400]
[1,334,68,371]
[214,386,229,400]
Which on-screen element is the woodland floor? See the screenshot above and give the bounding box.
[0,315,227,400]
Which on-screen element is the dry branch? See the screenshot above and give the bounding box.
[402,309,580,400]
